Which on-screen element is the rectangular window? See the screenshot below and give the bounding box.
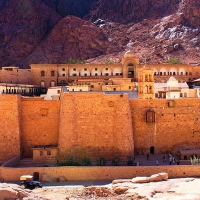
[106,68,108,70]
[47,150,51,156]
[84,68,87,71]
[62,68,65,71]
[40,151,43,156]
[57,90,60,94]
[62,74,65,76]
[51,71,55,76]
[91,85,94,88]
[146,111,155,123]
[73,68,76,71]
[95,68,98,71]
[41,71,45,77]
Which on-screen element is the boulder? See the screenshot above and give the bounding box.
[149,172,168,182]
[112,179,131,184]
[131,177,150,183]
[113,186,129,194]
[58,176,67,182]
[41,173,56,182]
[158,172,168,181]
[0,188,18,200]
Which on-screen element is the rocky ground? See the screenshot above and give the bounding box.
[1,174,200,200]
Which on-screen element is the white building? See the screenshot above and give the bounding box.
[154,77,189,99]
[41,86,62,100]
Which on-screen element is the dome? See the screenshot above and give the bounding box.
[168,76,177,81]
[123,50,136,58]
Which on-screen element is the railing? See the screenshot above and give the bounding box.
[163,87,181,91]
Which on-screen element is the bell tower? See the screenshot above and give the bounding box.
[138,68,155,99]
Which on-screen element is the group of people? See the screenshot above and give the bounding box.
[146,153,180,166]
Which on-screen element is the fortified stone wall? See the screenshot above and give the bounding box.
[0,95,21,164]
[130,99,200,154]
[21,98,60,158]
[58,92,134,162]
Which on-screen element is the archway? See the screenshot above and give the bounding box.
[150,146,155,154]
[127,63,134,78]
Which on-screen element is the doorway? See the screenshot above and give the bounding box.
[150,146,155,154]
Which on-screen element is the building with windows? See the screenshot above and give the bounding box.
[30,52,200,89]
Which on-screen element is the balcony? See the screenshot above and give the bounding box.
[163,87,181,92]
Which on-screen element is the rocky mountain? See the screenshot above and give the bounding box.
[0,0,199,68]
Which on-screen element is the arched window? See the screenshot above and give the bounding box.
[41,81,45,87]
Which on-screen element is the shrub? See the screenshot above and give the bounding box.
[167,57,181,64]
[127,156,134,166]
[81,157,92,166]
[112,157,119,166]
[58,156,80,166]
[97,157,106,166]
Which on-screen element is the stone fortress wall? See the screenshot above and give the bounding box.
[1,93,200,164]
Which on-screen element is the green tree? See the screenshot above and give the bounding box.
[167,57,181,64]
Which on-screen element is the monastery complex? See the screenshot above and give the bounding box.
[1,52,200,166]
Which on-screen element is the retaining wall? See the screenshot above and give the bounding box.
[1,165,200,182]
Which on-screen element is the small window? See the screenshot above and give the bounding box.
[106,68,108,70]
[41,71,45,77]
[173,72,176,75]
[189,72,192,75]
[155,93,158,98]
[180,72,183,75]
[80,89,82,91]
[62,68,65,71]
[105,73,109,76]
[40,151,44,156]
[154,72,156,76]
[160,72,162,75]
[84,68,87,71]
[73,74,76,76]
[164,72,166,75]
[95,68,98,71]
[113,88,116,91]
[51,71,55,76]
[129,86,131,89]
[62,74,65,76]
[185,72,188,75]
[84,73,87,76]
[57,90,60,94]
[146,110,155,123]
[47,150,51,156]
[95,73,98,76]
[180,93,183,97]
[73,68,76,71]
[91,85,94,88]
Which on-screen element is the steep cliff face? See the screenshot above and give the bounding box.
[86,0,200,65]
[19,16,109,67]
[0,0,199,68]
[85,0,181,23]
[0,0,62,67]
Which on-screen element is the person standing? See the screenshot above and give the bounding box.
[147,153,149,161]
[156,159,159,166]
